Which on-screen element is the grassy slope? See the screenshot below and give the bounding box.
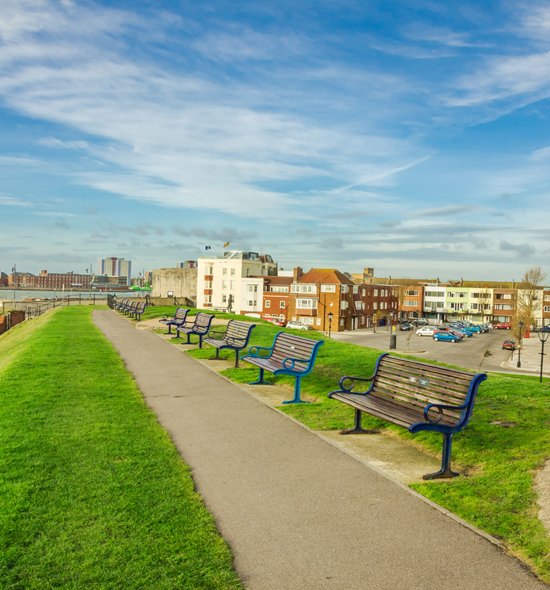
[144,306,550,582]
[0,308,243,589]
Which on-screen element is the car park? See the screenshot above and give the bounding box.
[433,330,460,342]
[448,324,474,337]
[286,321,313,330]
[502,339,516,350]
[416,326,436,336]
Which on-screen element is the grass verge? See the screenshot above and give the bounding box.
[0,307,243,589]
[144,305,550,582]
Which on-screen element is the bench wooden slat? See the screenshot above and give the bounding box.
[203,320,256,367]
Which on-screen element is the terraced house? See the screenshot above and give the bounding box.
[288,268,399,332]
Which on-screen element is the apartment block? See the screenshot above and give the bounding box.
[196,250,277,313]
[98,257,132,286]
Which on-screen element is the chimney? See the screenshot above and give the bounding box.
[293,266,303,281]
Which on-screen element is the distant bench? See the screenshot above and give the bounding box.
[159,307,189,334]
[328,354,487,479]
[203,319,256,367]
[242,332,324,404]
[176,312,215,348]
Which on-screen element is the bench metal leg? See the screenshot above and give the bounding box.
[235,351,239,368]
[250,368,268,385]
[341,409,378,434]
[282,376,310,404]
[423,433,460,480]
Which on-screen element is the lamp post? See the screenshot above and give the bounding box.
[389,313,397,349]
[537,326,550,383]
[11,264,16,307]
[517,320,524,368]
[327,311,333,338]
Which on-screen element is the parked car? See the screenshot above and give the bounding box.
[416,326,436,336]
[264,317,285,326]
[399,322,414,331]
[494,322,512,330]
[502,339,516,350]
[433,330,460,342]
[448,324,474,337]
[412,318,429,326]
[286,321,313,330]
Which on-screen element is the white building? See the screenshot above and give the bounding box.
[196,251,277,314]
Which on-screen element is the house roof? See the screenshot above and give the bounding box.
[298,268,354,285]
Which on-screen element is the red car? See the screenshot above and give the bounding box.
[494,322,512,330]
[502,339,516,350]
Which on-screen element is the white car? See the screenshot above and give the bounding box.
[416,326,436,336]
[286,321,312,330]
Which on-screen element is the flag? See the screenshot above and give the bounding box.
[205,245,212,250]
[223,241,230,248]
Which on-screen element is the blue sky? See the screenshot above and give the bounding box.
[1,0,550,281]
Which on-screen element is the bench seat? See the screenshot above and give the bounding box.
[176,312,215,348]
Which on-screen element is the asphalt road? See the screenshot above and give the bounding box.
[331,327,515,374]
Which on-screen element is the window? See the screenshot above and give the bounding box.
[296,298,317,309]
[231,268,235,276]
[222,280,227,289]
[248,284,258,292]
[222,295,227,303]
[320,284,336,293]
[204,280,212,289]
[404,300,417,307]
[271,286,289,293]
[301,317,314,325]
[222,268,227,275]
[341,301,348,310]
[341,285,349,294]
[353,285,359,294]
[265,300,271,308]
[248,300,255,307]
[280,301,286,309]
[406,290,418,296]
[291,284,317,294]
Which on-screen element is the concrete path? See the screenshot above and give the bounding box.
[94,310,546,590]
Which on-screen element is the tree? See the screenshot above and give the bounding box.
[516,266,546,333]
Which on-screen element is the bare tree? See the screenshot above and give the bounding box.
[516,266,546,332]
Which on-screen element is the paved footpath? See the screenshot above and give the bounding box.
[94,310,547,590]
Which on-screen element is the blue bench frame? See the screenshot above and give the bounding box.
[242,331,324,404]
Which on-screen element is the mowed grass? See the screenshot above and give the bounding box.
[144,306,550,582]
[0,307,243,590]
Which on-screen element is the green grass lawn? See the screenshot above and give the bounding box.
[0,307,243,589]
[146,305,550,582]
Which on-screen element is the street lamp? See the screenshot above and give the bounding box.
[11,264,16,307]
[517,320,524,368]
[389,313,397,349]
[537,326,550,383]
[327,311,333,338]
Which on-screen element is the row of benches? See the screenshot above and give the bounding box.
[113,298,147,321]
[152,307,487,480]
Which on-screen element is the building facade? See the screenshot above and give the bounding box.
[196,251,277,313]
[97,257,132,286]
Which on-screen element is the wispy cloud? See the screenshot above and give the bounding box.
[0,195,33,207]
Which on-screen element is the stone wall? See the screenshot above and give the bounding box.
[151,268,197,302]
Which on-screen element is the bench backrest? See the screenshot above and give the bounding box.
[225,320,255,342]
[192,312,215,333]
[370,354,485,428]
[271,332,324,373]
[173,307,188,320]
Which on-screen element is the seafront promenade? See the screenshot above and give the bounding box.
[93,309,547,590]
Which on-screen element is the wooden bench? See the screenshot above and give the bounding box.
[159,307,189,334]
[176,312,215,348]
[130,301,146,321]
[203,320,256,367]
[242,332,324,404]
[328,353,487,479]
